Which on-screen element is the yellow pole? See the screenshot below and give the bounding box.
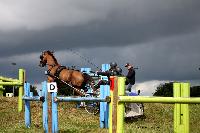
[18,69,25,112]
[0,80,4,96]
[117,77,125,133]
[109,77,115,133]
[181,83,190,133]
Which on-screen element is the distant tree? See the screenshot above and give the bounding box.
[153,82,200,97]
[190,86,200,97]
[153,82,173,97]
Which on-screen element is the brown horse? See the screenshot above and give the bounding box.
[39,50,94,95]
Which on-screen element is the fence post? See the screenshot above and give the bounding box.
[18,69,25,112]
[42,81,48,133]
[181,83,190,133]
[174,83,180,133]
[24,83,31,128]
[100,64,110,128]
[0,80,4,96]
[109,76,114,133]
[174,83,190,133]
[52,92,58,133]
[117,77,125,133]
[110,76,125,133]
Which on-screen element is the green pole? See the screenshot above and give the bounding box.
[118,96,200,103]
[109,77,115,133]
[0,80,4,96]
[181,83,190,133]
[174,83,181,133]
[0,82,22,86]
[0,76,19,82]
[18,69,25,112]
[117,77,125,133]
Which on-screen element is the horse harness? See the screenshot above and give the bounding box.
[45,65,86,96]
[46,65,66,80]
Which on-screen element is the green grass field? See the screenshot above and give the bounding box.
[0,97,200,133]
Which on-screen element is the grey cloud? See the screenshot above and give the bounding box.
[0,0,200,85]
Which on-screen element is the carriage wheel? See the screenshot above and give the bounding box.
[85,102,99,115]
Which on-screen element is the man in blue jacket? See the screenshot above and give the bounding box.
[125,63,135,93]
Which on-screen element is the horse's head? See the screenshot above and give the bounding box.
[39,50,54,67]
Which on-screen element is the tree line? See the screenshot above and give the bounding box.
[153,82,200,97]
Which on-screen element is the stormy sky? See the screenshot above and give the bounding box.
[0,0,200,95]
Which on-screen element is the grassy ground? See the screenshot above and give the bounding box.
[0,97,200,133]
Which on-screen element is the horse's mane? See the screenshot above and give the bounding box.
[45,50,59,65]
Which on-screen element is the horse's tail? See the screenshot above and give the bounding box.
[82,73,95,90]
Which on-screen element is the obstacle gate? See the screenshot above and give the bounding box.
[110,77,200,133]
[22,64,200,133]
[22,81,110,132]
[22,82,48,131]
[0,69,25,112]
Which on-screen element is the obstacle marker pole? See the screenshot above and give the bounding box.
[24,83,31,128]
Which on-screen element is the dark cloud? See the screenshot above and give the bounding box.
[0,1,200,56]
[0,0,200,86]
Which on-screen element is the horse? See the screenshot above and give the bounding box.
[39,50,94,95]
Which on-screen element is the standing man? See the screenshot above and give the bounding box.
[125,63,135,93]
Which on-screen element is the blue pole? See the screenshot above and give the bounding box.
[100,84,105,128]
[56,97,108,102]
[52,92,58,133]
[24,83,31,128]
[104,84,110,128]
[22,96,41,101]
[30,92,33,97]
[42,81,48,133]
[100,64,110,128]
